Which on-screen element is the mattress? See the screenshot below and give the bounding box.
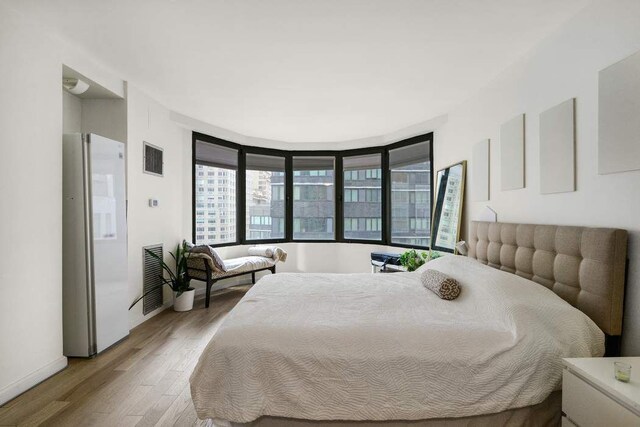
[190,255,604,424]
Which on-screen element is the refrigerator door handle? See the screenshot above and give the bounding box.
[82,135,97,356]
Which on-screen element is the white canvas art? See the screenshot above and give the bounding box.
[500,114,525,191]
[598,50,640,174]
[540,98,575,194]
[471,139,490,201]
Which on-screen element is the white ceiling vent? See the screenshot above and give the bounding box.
[143,142,163,177]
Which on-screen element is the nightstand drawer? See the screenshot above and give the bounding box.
[563,370,639,426]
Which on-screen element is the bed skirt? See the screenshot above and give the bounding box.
[212,390,561,427]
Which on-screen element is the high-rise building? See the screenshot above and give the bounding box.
[343,167,382,241]
[389,162,431,247]
[195,142,431,247]
[194,164,237,243]
[246,170,280,240]
[195,153,430,246]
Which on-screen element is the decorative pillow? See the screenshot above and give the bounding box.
[420,269,461,300]
[188,245,227,273]
[248,246,274,258]
[271,246,287,262]
[247,246,288,262]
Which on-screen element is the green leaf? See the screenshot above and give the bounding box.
[399,248,427,272]
[128,282,169,310]
[133,241,194,309]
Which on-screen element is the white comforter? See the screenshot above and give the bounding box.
[190,256,604,423]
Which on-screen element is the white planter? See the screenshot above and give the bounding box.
[173,289,195,312]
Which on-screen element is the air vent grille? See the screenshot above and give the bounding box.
[143,244,164,315]
[144,142,163,176]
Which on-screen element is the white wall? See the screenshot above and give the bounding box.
[63,93,127,142]
[434,0,640,355]
[81,98,127,143]
[127,85,185,328]
[0,6,67,404]
[62,92,82,133]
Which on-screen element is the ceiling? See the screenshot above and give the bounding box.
[11,0,590,142]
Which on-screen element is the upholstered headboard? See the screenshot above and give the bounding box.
[468,221,628,337]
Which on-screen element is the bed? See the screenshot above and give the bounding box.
[190,221,628,426]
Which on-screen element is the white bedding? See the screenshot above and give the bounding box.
[190,255,604,423]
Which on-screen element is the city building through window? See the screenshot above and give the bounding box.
[194,140,237,245]
[389,141,431,247]
[343,153,382,241]
[293,156,335,240]
[245,153,286,241]
[193,132,432,248]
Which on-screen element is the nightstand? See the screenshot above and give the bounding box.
[562,357,640,426]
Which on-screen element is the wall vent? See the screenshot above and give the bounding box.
[143,244,164,315]
[143,142,163,176]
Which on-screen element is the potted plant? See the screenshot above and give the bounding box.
[399,249,445,271]
[399,249,430,272]
[129,240,195,312]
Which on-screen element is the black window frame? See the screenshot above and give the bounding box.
[243,145,289,245]
[192,131,434,249]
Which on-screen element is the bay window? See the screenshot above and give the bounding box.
[193,132,432,248]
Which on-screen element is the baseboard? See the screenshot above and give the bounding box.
[0,356,68,405]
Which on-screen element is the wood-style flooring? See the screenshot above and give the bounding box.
[0,287,247,427]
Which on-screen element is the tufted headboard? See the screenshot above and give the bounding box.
[468,221,628,337]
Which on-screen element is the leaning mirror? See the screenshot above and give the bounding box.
[430,161,466,254]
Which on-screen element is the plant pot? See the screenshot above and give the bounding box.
[173,288,195,312]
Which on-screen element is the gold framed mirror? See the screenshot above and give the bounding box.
[430,161,466,254]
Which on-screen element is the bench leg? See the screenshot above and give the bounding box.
[251,272,256,284]
[205,281,213,308]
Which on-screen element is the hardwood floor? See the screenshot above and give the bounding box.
[0,288,248,427]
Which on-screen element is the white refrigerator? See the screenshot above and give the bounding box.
[63,133,129,357]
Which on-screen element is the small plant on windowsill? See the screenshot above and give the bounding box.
[399,249,429,272]
[399,249,444,271]
[129,240,196,312]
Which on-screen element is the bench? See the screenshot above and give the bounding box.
[185,245,287,308]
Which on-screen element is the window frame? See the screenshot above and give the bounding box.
[243,147,289,245]
[289,151,338,242]
[192,134,241,248]
[192,131,433,249]
[340,147,384,245]
[385,135,435,249]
